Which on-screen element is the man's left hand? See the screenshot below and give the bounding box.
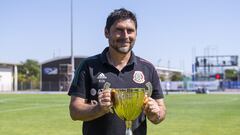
[143,96,166,124]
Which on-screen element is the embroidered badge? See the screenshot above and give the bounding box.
[133,71,145,84]
[90,88,97,96]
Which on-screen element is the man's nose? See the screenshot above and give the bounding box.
[122,30,129,38]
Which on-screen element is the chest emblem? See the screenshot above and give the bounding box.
[133,71,145,84]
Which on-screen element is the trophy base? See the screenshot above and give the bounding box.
[126,128,133,135]
[125,121,133,135]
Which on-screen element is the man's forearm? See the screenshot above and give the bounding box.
[70,102,107,121]
[69,96,109,121]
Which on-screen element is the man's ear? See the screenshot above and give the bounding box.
[104,28,109,38]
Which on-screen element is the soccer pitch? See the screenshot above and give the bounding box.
[0,93,239,135]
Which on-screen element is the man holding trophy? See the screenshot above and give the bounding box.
[68,8,166,135]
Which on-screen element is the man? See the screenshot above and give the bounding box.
[68,8,166,135]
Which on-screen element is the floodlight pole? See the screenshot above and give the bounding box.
[70,0,74,80]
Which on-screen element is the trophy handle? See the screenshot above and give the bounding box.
[145,82,153,97]
[103,82,114,113]
[103,82,111,89]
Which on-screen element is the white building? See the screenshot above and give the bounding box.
[0,62,18,91]
[155,66,184,79]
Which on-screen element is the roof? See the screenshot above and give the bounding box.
[41,55,87,65]
[0,62,20,66]
[155,66,184,73]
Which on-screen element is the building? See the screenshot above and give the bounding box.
[0,62,18,92]
[193,55,238,81]
[41,56,184,91]
[155,66,184,80]
[41,56,86,91]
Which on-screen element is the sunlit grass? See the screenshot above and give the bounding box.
[0,94,239,135]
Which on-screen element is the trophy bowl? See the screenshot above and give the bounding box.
[111,88,146,135]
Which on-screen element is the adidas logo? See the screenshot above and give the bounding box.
[97,73,107,79]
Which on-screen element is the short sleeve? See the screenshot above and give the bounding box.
[151,68,164,99]
[68,60,90,98]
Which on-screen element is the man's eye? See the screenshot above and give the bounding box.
[127,29,135,34]
[116,28,123,32]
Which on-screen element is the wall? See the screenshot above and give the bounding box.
[0,67,13,91]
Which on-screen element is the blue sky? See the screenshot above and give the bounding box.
[1,0,240,73]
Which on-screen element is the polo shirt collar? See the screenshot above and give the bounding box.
[100,47,137,65]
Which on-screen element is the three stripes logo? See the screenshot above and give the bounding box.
[97,73,107,83]
[97,73,107,79]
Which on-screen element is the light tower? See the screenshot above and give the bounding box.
[70,0,74,80]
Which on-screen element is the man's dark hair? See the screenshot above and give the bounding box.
[105,8,137,31]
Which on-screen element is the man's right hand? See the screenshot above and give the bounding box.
[98,89,113,113]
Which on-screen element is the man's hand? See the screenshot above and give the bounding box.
[143,95,166,124]
[98,89,113,113]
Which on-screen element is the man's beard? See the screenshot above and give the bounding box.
[110,41,135,54]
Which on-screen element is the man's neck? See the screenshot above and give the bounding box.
[107,49,131,71]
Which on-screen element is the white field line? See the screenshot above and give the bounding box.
[0,104,68,113]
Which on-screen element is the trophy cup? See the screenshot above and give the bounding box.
[105,82,152,135]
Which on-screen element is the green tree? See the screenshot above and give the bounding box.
[225,69,238,81]
[159,75,165,81]
[170,72,184,81]
[18,59,40,89]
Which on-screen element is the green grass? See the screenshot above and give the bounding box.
[0,94,239,135]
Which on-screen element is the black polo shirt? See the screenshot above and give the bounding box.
[68,47,164,135]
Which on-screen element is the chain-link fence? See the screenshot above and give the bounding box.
[41,81,70,91]
[18,81,40,90]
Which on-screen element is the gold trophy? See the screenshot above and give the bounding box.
[104,82,152,135]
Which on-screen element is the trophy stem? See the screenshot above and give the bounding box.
[125,121,133,135]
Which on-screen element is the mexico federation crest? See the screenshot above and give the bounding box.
[133,71,145,84]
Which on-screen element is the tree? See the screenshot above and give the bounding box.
[159,75,165,81]
[170,72,184,81]
[18,59,40,89]
[225,69,238,81]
